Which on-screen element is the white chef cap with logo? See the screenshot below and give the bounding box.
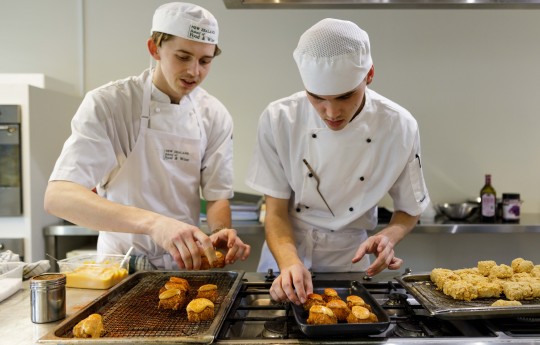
[293,18,372,95]
[151,2,218,44]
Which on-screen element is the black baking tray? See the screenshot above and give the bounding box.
[396,273,540,320]
[38,270,245,345]
[291,280,390,337]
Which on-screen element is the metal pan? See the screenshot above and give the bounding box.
[38,270,245,345]
[291,280,390,337]
[396,273,540,320]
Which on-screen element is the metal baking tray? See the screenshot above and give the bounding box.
[396,273,540,320]
[291,280,390,337]
[38,270,245,344]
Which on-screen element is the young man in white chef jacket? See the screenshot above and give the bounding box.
[245,18,430,305]
[45,2,250,271]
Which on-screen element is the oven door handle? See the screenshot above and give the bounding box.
[0,125,17,133]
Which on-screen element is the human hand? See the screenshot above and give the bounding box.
[352,234,402,276]
[269,263,313,305]
[209,228,251,265]
[149,217,214,270]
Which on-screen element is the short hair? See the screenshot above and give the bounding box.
[151,32,222,57]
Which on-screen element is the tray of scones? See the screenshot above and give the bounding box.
[38,269,244,344]
[395,257,540,319]
[291,280,390,337]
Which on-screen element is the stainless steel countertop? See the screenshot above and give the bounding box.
[44,215,540,236]
[4,272,540,345]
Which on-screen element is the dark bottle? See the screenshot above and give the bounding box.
[480,174,497,223]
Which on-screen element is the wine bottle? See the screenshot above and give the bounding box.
[480,174,497,223]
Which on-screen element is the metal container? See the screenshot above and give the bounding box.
[30,273,66,323]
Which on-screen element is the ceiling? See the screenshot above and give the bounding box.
[223,0,540,9]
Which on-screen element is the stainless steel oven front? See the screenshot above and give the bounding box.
[0,104,22,216]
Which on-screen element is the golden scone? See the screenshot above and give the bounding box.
[442,280,478,301]
[531,265,540,278]
[303,293,325,311]
[73,313,105,338]
[196,284,219,302]
[511,258,534,274]
[430,268,460,290]
[200,251,225,269]
[489,264,514,279]
[502,281,533,301]
[476,281,502,298]
[326,299,350,322]
[158,288,188,310]
[491,299,522,307]
[168,277,191,291]
[454,268,480,276]
[306,305,337,325]
[322,288,341,303]
[461,273,489,285]
[529,282,540,298]
[346,295,365,309]
[346,306,378,323]
[165,281,190,292]
[478,260,497,276]
[186,298,215,322]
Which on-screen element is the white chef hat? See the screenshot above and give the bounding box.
[293,18,372,95]
[151,2,218,44]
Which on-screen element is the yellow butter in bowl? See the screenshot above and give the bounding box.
[58,254,130,289]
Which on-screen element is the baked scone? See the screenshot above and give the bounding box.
[430,268,460,290]
[73,313,105,338]
[489,264,514,279]
[346,295,371,311]
[200,251,225,269]
[511,258,534,274]
[491,299,522,307]
[322,288,341,303]
[346,306,378,323]
[303,293,325,311]
[186,298,215,322]
[306,305,337,325]
[165,281,190,293]
[476,281,502,298]
[478,260,497,276]
[502,281,533,301]
[529,282,540,298]
[442,280,478,301]
[326,299,350,322]
[531,265,540,278]
[158,288,188,310]
[168,276,191,291]
[196,284,219,302]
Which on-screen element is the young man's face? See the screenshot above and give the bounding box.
[306,67,374,131]
[153,36,216,103]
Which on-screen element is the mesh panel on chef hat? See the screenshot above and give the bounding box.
[293,18,372,95]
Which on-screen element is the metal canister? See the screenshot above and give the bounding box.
[502,193,521,223]
[30,273,66,323]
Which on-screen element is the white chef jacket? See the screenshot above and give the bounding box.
[49,69,234,265]
[246,88,430,272]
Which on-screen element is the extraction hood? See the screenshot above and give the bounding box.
[224,0,540,9]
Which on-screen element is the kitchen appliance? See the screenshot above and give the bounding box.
[39,270,540,344]
[0,104,22,216]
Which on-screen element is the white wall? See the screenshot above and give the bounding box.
[1,0,539,215]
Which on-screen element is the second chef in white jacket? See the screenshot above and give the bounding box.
[44,2,250,271]
[246,18,430,305]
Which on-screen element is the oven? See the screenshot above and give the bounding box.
[39,270,540,345]
[0,104,22,216]
[215,271,540,344]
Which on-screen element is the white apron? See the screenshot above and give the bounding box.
[258,122,375,273]
[97,71,206,269]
